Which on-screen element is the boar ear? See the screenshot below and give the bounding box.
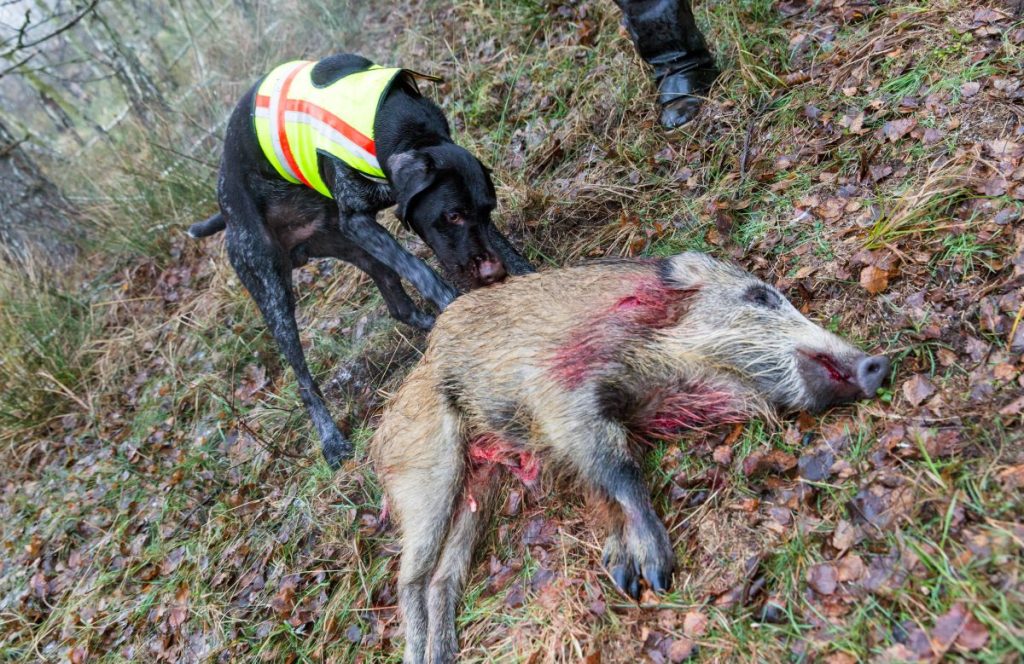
[387,151,437,227]
[661,252,709,290]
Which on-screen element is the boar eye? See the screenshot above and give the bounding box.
[744,284,782,309]
[445,211,465,225]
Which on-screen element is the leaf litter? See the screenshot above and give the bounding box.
[3,0,1024,661]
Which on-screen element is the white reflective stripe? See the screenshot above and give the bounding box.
[265,64,303,181]
[281,110,382,172]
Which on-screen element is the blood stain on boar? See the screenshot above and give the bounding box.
[551,274,697,388]
[464,433,540,511]
[601,380,744,441]
[642,385,744,439]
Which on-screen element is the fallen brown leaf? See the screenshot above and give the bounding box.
[860,265,889,294]
[24,534,42,559]
[961,81,981,97]
[836,554,866,582]
[848,475,916,531]
[712,444,733,465]
[883,118,917,142]
[683,611,708,638]
[743,449,797,476]
[824,654,858,664]
[29,571,48,599]
[976,175,1009,197]
[955,612,989,651]
[902,375,936,406]
[832,519,858,550]
[270,576,298,619]
[807,563,838,595]
[997,464,1024,490]
[667,638,696,662]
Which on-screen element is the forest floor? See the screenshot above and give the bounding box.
[2,0,1023,662]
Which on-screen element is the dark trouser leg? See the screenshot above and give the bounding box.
[615,0,720,128]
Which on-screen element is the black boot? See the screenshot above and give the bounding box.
[616,0,720,128]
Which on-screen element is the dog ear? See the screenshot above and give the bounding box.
[387,151,436,227]
[479,161,497,203]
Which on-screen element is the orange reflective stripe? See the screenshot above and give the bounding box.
[255,94,379,169]
[274,63,310,188]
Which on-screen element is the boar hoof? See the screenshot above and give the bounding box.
[603,535,641,599]
[624,520,676,597]
[604,530,675,598]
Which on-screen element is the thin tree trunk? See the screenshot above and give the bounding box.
[0,119,77,265]
[83,9,168,125]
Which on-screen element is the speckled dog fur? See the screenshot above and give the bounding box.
[189,53,532,468]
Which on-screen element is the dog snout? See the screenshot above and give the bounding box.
[475,256,507,285]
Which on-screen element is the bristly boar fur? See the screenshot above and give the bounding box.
[371,252,888,663]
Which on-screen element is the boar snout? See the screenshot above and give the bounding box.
[856,355,889,395]
[798,351,890,411]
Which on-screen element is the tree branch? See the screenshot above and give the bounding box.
[0,0,99,59]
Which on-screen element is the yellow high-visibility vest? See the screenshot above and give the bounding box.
[253,59,405,197]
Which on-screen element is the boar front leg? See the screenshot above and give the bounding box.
[561,418,676,598]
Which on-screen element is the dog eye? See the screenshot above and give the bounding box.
[744,284,782,309]
[445,211,465,225]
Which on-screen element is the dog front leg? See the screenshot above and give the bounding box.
[486,226,535,276]
[340,244,435,330]
[338,212,457,311]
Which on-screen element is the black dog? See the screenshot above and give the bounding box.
[188,54,533,468]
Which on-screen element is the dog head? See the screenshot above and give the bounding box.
[387,146,508,289]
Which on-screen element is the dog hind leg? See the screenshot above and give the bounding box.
[223,206,352,468]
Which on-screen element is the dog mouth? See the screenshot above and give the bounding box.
[446,256,508,290]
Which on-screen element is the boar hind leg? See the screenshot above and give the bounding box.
[566,419,676,599]
[390,424,467,662]
[426,474,498,664]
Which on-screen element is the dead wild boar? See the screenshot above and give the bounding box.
[371,252,889,663]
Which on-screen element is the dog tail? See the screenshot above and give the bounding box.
[187,213,226,239]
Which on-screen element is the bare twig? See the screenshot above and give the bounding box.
[0,0,99,58]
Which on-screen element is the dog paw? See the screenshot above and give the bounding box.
[321,433,354,470]
[407,310,435,331]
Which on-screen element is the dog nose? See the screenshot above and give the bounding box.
[476,258,506,285]
[855,355,889,396]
